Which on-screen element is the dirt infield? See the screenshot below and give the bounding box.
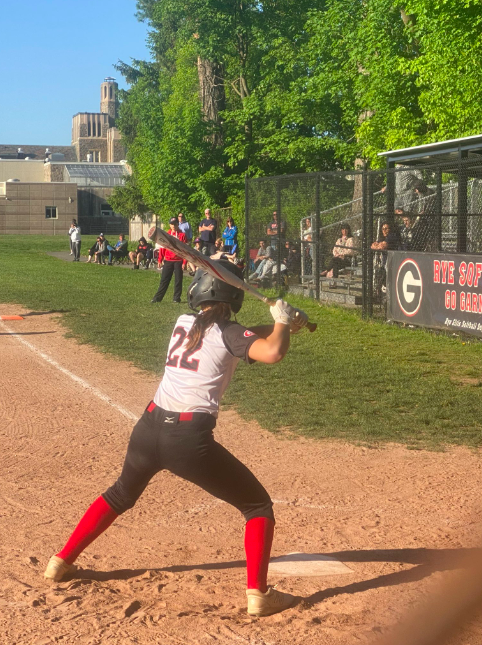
[1,305,482,644]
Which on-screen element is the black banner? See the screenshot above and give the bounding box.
[387,251,482,337]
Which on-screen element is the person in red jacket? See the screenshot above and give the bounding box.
[151,218,187,303]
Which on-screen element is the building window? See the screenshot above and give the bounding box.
[93,120,96,137]
[88,151,101,162]
[88,120,91,137]
[100,204,114,217]
[45,206,58,219]
[104,86,107,99]
[110,85,113,99]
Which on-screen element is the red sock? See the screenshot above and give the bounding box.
[244,516,274,592]
[57,496,118,565]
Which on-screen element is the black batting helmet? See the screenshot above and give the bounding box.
[187,260,245,313]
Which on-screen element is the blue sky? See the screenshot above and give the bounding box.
[0,0,151,145]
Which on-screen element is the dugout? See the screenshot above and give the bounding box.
[378,134,482,254]
[376,136,482,336]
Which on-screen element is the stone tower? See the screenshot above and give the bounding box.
[100,77,118,123]
[71,78,124,162]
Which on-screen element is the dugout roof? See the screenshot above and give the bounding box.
[378,134,482,166]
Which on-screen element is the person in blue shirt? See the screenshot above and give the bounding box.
[177,213,193,243]
[107,234,128,265]
[222,216,238,254]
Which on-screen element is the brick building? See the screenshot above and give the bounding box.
[0,79,129,235]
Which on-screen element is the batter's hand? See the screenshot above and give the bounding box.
[290,309,308,334]
[270,299,296,325]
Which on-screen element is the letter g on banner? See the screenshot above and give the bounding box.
[396,259,423,317]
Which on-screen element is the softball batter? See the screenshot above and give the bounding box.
[44,260,307,617]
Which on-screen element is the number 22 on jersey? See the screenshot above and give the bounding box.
[166,326,202,372]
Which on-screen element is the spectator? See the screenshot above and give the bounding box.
[129,236,152,270]
[321,223,356,278]
[177,212,193,243]
[211,237,237,264]
[186,237,203,275]
[69,220,81,262]
[199,208,217,255]
[249,247,276,282]
[282,240,291,265]
[266,211,286,250]
[68,219,79,257]
[151,217,187,304]
[285,245,301,277]
[303,217,312,240]
[91,233,109,265]
[222,217,238,254]
[371,221,399,296]
[210,237,224,257]
[399,213,419,251]
[86,237,101,263]
[301,218,313,273]
[408,179,436,214]
[254,240,273,269]
[371,221,399,255]
[107,234,128,265]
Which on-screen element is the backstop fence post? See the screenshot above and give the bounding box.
[457,152,468,253]
[276,177,282,290]
[362,169,368,318]
[314,174,321,300]
[436,167,443,251]
[244,173,250,282]
[367,171,374,318]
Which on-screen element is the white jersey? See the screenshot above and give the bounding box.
[154,314,259,417]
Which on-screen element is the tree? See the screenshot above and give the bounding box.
[115,0,482,215]
[403,0,482,143]
[109,173,149,219]
[116,0,338,215]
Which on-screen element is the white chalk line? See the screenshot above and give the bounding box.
[0,321,138,422]
[1,321,324,514]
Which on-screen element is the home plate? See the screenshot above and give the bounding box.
[269,553,353,577]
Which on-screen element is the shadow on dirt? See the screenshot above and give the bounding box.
[305,547,482,606]
[76,547,482,607]
[77,559,246,582]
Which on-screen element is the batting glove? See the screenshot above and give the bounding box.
[290,309,308,334]
[270,299,296,325]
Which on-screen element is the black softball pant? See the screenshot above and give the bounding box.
[152,260,183,303]
[103,404,274,523]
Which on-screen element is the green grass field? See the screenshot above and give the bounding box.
[2,235,482,448]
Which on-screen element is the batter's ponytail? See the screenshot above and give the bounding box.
[185,302,231,352]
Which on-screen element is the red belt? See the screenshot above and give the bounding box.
[146,401,193,421]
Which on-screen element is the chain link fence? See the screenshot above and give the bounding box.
[245,171,361,300]
[245,157,482,317]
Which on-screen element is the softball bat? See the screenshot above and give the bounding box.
[148,226,317,332]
